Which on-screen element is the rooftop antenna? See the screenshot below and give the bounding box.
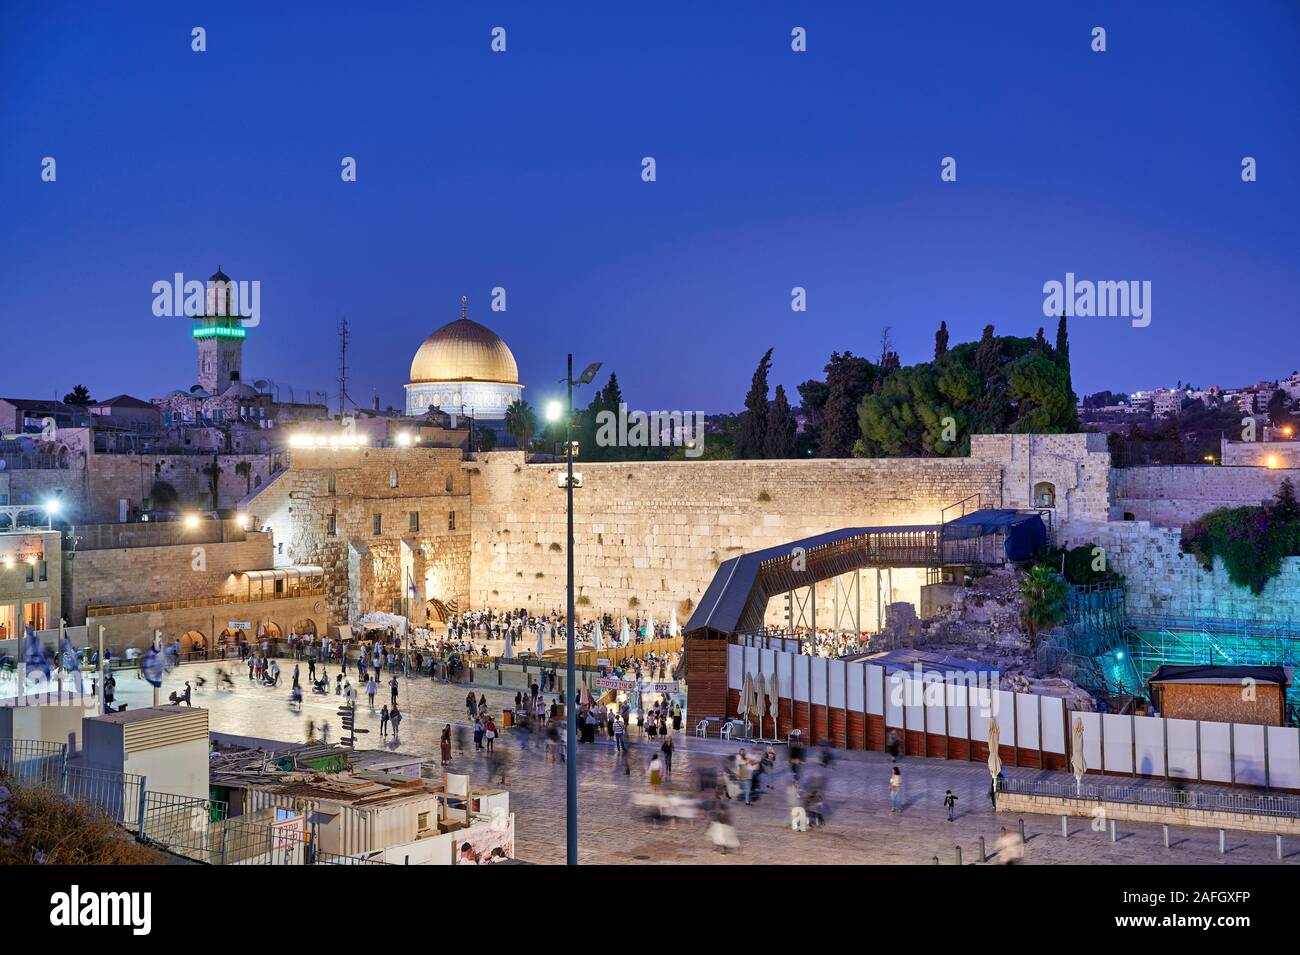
[337,317,351,416]
[461,295,468,321]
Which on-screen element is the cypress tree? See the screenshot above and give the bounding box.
[738,348,773,458]
[934,320,949,360]
[766,384,797,458]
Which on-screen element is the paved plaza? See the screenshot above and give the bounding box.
[62,660,1300,865]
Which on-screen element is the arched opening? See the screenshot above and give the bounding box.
[1032,481,1057,508]
[178,630,207,656]
[218,627,247,654]
[292,619,317,639]
[259,621,283,640]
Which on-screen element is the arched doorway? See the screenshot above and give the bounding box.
[293,619,317,639]
[1033,481,1057,508]
[178,630,207,657]
[218,627,247,658]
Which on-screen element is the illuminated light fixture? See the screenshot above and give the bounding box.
[183,513,201,529]
[1114,650,1125,660]
[3,557,14,570]
[544,400,563,423]
[396,432,413,447]
[26,555,37,566]
[328,434,340,448]
[358,434,369,445]
[191,325,247,340]
[290,433,311,448]
[43,498,62,516]
[1267,454,1280,469]
[314,434,327,447]
[235,513,250,530]
[1284,426,1295,438]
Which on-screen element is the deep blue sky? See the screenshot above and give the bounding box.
[2,1,1297,413]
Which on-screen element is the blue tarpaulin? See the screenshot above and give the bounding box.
[943,509,1047,562]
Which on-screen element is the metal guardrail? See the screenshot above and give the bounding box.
[0,740,67,787]
[999,776,1300,819]
[64,765,147,828]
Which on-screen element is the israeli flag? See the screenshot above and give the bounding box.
[23,625,50,679]
[140,643,165,688]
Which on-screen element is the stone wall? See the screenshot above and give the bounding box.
[1060,518,1300,622]
[64,531,277,625]
[244,447,472,626]
[1112,464,1300,527]
[87,594,326,658]
[1221,439,1300,468]
[971,432,1112,525]
[466,452,1004,622]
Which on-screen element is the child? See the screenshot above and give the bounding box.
[944,789,958,822]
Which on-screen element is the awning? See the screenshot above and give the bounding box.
[240,566,324,581]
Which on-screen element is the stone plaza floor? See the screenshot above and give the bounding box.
[67,660,1300,865]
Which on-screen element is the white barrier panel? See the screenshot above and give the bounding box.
[865,664,885,717]
[743,645,760,682]
[793,654,810,702]
[1041,698,1065,754]
[828,659,846,709]
[923,678,946,735]
[1133,715,1166,777]
[1233,723,1267,787]
[969,685,992,744]
[846,663,865,712]
[1267,726,1300,789]
[811,657,828,706]
[1016,693,1040,751]
[759,648,775,679]
[948,683,969,740]
[904,675,925,734]
[995,691,1017,742]
[727,645,743,690]
[1199,721,1232,783]
[1166,719,1198,780]
[1101,714,1133,774]
[1078,711,1103,770]
[885,672,905,729]
[777,652,794,704]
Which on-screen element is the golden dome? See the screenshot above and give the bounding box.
[409,304,519,385]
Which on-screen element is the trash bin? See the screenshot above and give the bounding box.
[502,709,514,728]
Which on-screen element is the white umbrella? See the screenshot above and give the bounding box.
[593,621,602,652]
[768,669,780,736]
[646,612,655,641]
[621,618,631,646]
[1071,716,1087,794]
[740,671,754,730]
[502,629,514,660]
[987,717,1002,787]
[669,608,679,637]
[754,673,768,740]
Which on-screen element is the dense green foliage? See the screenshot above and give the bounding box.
[854,329,1076,457]
[1036,543,1122,585]
[1181,479,1300,594]
[1019,565,1069,643]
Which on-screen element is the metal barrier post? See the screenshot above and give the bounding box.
[1162,824,1170,848]
[1110,819,1117,843]
[1218,829,1225,855]
[978,836,987,862]
[955,845,962,866]
[1061,815,1068,838]
[1277,834,1283,861]
[136,778,148,837]
[1018,818,1025,842]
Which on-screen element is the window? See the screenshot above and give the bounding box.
[409,511,419,532]
[448,510,456,531]
[417,811,430,830]
[445,475,454,493]
[390,467,399,489]
[373,513,382,535]
[327,471,336,494]
[327,512,337,536]
[1032,481,1057,508]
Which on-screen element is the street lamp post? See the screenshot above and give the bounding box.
[548,353,601,866]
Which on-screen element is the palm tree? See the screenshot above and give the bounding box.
[1019,566,1068,646]
[504,399,538,453]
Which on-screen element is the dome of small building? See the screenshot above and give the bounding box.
[409,299,519,385]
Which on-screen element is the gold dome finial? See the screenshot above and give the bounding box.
[461,295,467,321]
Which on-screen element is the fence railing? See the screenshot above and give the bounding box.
[999,776,1300,819]
[64,765,147,829]
[0,740,67,787]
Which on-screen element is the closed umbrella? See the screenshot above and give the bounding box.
[740,671,754,732]
[502,629,514,660]
[768,669,780,738]
[669,608,679,637]
[1071,715,1087,795]
[535,623,545,657]
[754,673,768,740]
[646,612,655,641]
[987,717,1002,790]
[621,618,631,646]
[593,621,602,652]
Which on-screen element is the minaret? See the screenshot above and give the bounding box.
[193,266,245,393]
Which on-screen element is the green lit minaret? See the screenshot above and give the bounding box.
[193,266,246,393]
